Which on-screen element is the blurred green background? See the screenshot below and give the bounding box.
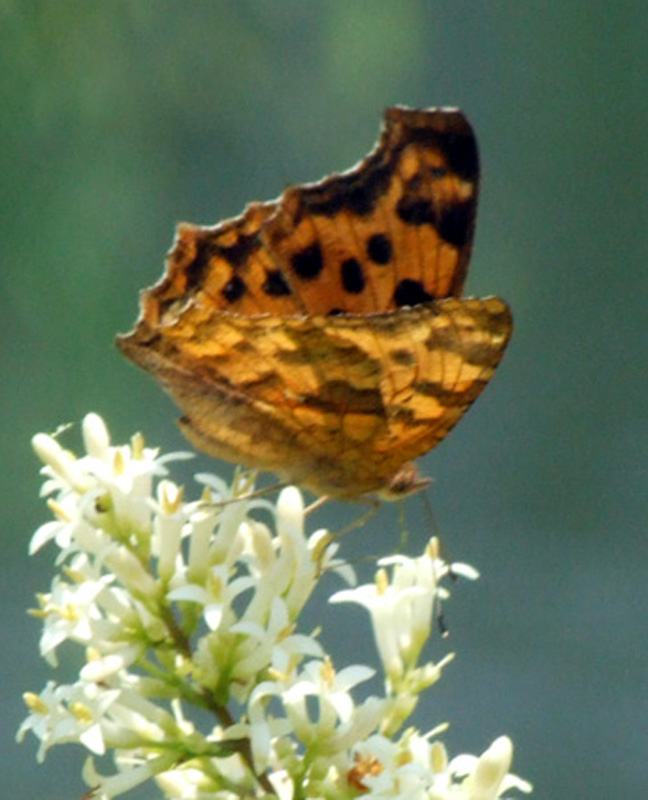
[3,2,647,798]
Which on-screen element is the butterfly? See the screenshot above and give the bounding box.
[117,106,512,500]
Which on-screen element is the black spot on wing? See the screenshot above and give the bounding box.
[291,243,324,280]
[396,197,435,227]
[436,202,473,248]
[184,242,211,291]
[367,233,392,265]
[263,269,292,297]
[393,279,433,308]
[221,275,247,303]
[218,232,260,267]
[396,196,473,248]
[185,231,261,292]
[340,258,365,294]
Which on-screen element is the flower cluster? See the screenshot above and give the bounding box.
[18,414,531,800]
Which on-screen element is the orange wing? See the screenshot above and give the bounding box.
[138,107,478,328]
[117,297,511,499]
[264,106,478,314]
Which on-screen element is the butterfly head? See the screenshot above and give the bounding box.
[378,461,431,500]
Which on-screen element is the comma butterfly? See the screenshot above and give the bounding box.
[117,107,512,499]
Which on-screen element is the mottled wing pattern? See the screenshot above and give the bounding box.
[118,106,511,499]
[118,297,511,499]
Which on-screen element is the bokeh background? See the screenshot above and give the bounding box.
[3,2,647,798]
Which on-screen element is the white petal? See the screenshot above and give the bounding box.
[82,414,111,460]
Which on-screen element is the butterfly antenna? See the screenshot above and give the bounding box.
[419,491,460,582]
[304,495,330,516]
[204,478,290,509]
[397,499,410,551]
[427,536,452,638]
[334,500,380,540]
[419,485,440,538]
[396,481,437,551]
[436,601,450,638]
[304,494,381,540]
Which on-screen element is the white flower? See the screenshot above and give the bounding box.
[17,682,74,762]
[30,415,175,558]
[330,538,463,691]
[231,595,324,676]
[350,732,531,800]
[20,415,531,799]
[449,736,533,799]
[283,659,373,727]
[17,680,122,759]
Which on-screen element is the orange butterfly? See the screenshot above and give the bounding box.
[117,107,512,500]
